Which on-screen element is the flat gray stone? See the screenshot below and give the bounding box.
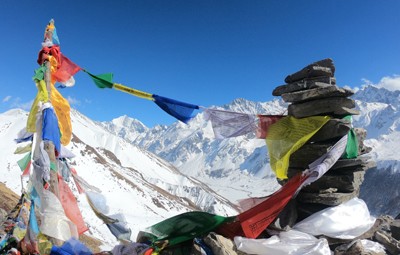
[288,97,359,118]
[282,85,354,103]
[334,240,386,255]
[285,58,335,83]
[374,230,400,255]
[297,189,359,206]
[273,78,336,96]
[302,170,365,193]
[332,157,375,170]
[310,118,351,143]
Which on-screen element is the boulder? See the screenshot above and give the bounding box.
[203,232,247,255]
[282,85,354,103]
[284,58,335,83]
[334,239,386,255]
[288,97,359,118]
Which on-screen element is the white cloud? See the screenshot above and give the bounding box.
[2,96,11,102]
[67,96,81,106]
[376,75,400,91]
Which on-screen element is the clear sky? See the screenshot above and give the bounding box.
[1,0,399,127]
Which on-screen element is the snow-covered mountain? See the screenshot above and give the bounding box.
[100,98,288,203]
[0,109,237,249]
[100,85,400,216]
[1,84,399,248]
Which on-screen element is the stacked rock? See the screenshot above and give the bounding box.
[272,58,376,221]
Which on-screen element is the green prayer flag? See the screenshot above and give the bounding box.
[342,128,358,159]
[84,70,114,89]
[17,152,31,171]
[32,65,47,81]
[143,211,235,248]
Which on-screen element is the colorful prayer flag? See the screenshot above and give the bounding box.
[17,152,31,176]
[42,107,61,154]
[85,70,114,89]
[58,175,88,235]
[153,94,200,124]
[204,109,257,139]
[237,173,308,238]
[266,116,330,179]
[143,211,235,248]
[52,53,81,83]
[256,115,285,139]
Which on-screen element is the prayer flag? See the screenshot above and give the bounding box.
[51,84,72,146]
[143,211,235,248]
[153,94,200,123]
[20,200,40,254]
[256,115,285,139]
[204,109,257,139]
[42,107,61,154]
[52,53,81,83]
[58,175,88,235]
[17,152,31,176]
[238,173,308,238]
[14,143,32,154]
[342,129,358,159]
[266,116,330,179]
[85,70,114,89]
[301,135,348,188]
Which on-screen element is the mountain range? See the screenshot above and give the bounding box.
[0,84,399,248]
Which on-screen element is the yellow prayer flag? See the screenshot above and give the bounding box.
[51,84,72,146]
[26,80,50,133]
[113,83,154,101]
[266,115,330,179]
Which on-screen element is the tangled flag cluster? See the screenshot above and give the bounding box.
[2,19,362,255]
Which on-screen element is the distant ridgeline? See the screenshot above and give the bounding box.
[2,17,400,255]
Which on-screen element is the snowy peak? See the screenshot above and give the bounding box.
[353,85,400,106]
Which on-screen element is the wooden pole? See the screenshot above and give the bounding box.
[41,19,62,246]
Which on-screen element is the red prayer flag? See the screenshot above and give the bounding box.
[238,173,307,238]
[52,53,81,83]
[58,175,88,235]
[256,115,284,139]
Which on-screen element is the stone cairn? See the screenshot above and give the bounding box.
[269,58,400,254]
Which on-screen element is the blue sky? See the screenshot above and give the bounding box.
[1,0,399,127]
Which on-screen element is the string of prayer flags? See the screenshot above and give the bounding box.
[204,108,258,139]
[266,116,330,179]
